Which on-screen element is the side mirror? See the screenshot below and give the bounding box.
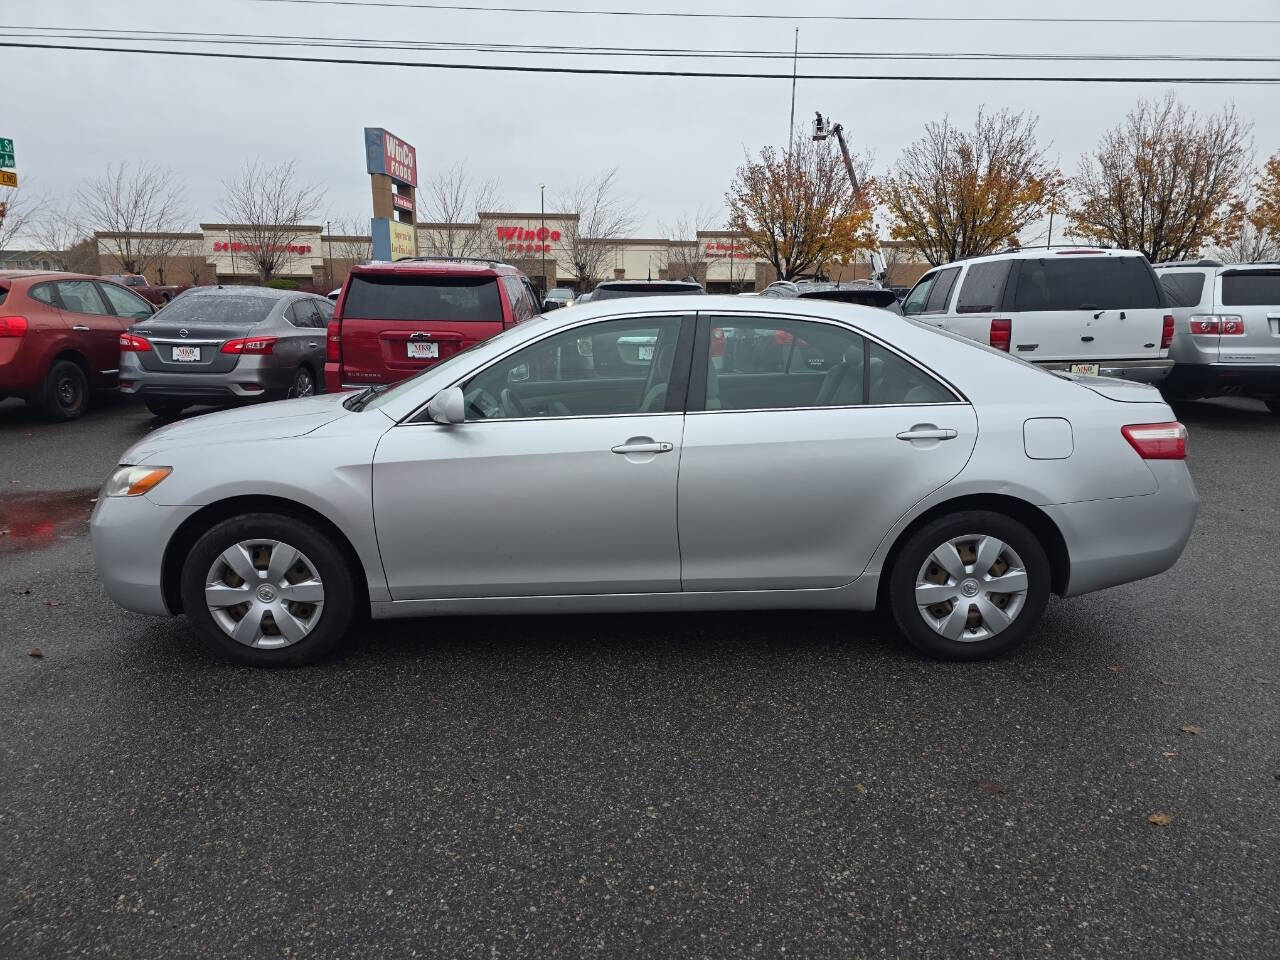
[426,386,465,424]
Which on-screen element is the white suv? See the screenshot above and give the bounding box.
[1153,259,1280,412]
[901,247,1173,384]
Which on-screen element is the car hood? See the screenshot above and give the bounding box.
[1066,374,1163,403]
[121,393,354,464]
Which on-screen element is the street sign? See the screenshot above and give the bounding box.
[0,138,12,169]
[0,170,16,188]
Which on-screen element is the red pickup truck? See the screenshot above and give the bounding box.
[103,273,190,306]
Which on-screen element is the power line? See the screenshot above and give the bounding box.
[5,40,1280,83]
[240,0,1280,26]
[7,25,1280,64]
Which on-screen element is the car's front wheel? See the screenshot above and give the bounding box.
[888,510,1051,660]
[179,513,356,666]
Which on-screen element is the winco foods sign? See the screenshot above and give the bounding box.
[364,127,418,187]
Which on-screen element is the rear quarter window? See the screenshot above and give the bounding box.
[1159,272,1207,308]
[342,275,502,321]
[1011,256,1161,312]
[0,284,7,307]
[1221,271,1280,306]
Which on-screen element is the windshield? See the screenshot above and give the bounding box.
[342,274,502,322]
[143,294,276,325]
[549,288,573,298]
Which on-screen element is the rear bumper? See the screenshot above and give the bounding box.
[1164,362,1280,399]
[1045,460,1198,598]
[120,355,294,403]
[1038,358,1173,384]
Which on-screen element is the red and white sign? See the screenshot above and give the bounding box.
[381,130,417,187]
[213,241,312,254]
[495,225,559,253]
[392,192,414,212]
[703,240,751,259]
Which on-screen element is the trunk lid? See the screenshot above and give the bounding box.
[131,292,279,374]
[1066,373,1163,403]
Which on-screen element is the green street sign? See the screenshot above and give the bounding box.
[0,153,14,170]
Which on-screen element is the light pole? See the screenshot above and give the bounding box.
[325,220,334,288]
[227,228,236,285]
[539,183,547,297]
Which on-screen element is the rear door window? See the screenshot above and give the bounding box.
[1011,256,1161,312]
[1221,271,1280,306]
[922,267,960,314]
[54,280,110,315]
[956,261,1013,313]
[342,274,502,322]
[1159,272,1207,308]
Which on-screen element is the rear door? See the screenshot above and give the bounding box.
[1216,268,1280,368]
[338,272,506,384]
[1004,254,1166,364]
[51,280,118,386]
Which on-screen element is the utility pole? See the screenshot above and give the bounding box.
[325,220,334,288]
[539,183,546,296]
[788,28,799,147]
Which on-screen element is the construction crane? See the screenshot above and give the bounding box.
[812,111,885,283]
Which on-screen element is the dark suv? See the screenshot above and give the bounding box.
[588,279,706,301]
[324,258,540,392]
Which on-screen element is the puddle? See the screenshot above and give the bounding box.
[0,488,99,554]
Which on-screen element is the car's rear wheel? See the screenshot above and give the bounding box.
[179,513,355,666]
[37,360,89,421]
[888,510,1051,660]
[290,366,316,399]
[145,399,187,421]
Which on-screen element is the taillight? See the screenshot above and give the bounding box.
[1122,421,1188,460]
[119,332,152,352]
[1160,314,1174,350]
[0,315,28,337]
[1188,314,1245,336]
[220,336,278,355]
[989,318,1011,351]
[326,320,341,363]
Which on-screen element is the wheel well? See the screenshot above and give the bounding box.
[52,349,89,378]
[876,493,1071,608]
[161,495,370,615]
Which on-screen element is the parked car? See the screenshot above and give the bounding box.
[1153,259,1280,412]
[0,270,155,420]
[118,285,333,419]
[324,258,540,393]
[103,273,190,305]
[91,294,1195,667]
[903,248,1174,384]
[589,279,706,300]
[542,286,575,311]
[760,279,899,309]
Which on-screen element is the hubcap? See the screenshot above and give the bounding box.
[204,539,325,649]
[57,377,78,407]
[915,535,1029,642]
[294,372,313,397]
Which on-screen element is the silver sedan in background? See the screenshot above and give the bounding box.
[91,295,1197,666]
[119,285,333,419]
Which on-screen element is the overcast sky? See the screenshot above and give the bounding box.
[5,0,1280,237]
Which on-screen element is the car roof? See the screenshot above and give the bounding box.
[350,258,519,278]
[0,269,91,282]
[1154,260,1280,273]
[177,285,306,299]
[596,279,703,288]
[924,247,1146,270]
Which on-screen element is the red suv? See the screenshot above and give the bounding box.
[324,258,541,392]
[0,271,155,420]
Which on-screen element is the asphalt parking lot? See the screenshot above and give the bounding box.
[1,393,1276,959]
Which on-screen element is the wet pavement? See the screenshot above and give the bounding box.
[0,394,1277,959]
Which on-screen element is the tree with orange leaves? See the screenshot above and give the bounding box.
[725,132,875,281]
[1068,94,1251,263]
[880,108,1057,266]
[1249,152,1280,246]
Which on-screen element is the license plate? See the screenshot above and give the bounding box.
[407,341,438,359]
[171,346,201,362]
[638,345,654,361]
[1069,363,1099,376]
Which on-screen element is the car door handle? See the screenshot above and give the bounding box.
[611,441,674,454]
[306,342,318,348]
[896,427,958,441]
[72,324,90,331]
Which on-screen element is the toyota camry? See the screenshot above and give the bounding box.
[91,295,1197,666]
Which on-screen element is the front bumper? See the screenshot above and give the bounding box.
[1164,362,1280,399]
[1038,358,1173,385]
[91,493,200,617]
[1045,460,1198,598]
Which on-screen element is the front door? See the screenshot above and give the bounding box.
[678,313,978,591]
[372,313,693,599]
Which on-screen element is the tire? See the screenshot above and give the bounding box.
[38,359,89,421]
[179,512,356,667]
[290,365,317,399]
[888,510,1051,661]
[145,399,187,421]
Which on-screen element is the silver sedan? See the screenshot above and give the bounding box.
[91,295,1198,666]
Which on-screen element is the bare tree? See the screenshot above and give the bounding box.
[218,160,325,282]
[1214,215,1279,263]
[1,185,45,256]
[1068,95,1252,262]
[659,207,718,283]
[324,215,373,263]
[554,169,638,289]
[78,162,187,278]
[417,164,504,259]
[30,200,91,271]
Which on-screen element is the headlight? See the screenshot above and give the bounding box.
[103,465,172,498]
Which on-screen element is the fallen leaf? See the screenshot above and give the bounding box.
[1108,663,1125,673]
[28,647,43,659]
[1158,679,1180,687]
[1178,724,1206,736]
[855,783,867,796]
[43,600,61,608]
[13,586,31,596]
[1148,812,1175,827]
[978,779,1007,796]
[1162,751,1179,758]
[1254,677,1274,685]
